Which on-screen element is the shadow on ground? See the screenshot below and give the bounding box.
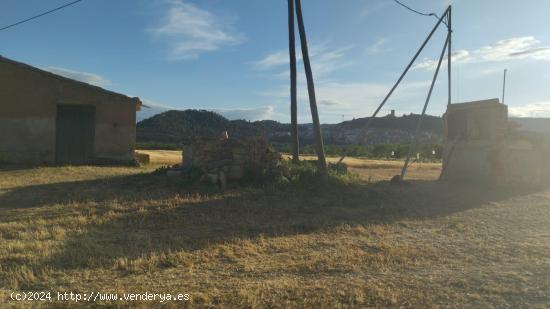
[1,169,546,271]
[0,171,179,210]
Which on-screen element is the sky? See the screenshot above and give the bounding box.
[1,0,550,123]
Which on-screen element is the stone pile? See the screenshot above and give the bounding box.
[184,137,283,186]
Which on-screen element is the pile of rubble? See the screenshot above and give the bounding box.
[177,136,284,187]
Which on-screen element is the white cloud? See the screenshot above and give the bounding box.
[140,98,178,110]
[367,38,391,55]
[215,106,276,121]
[137,99,180,121]
[312,45,354,77]
[252,51,299,70]
[509,102,550,117]
[508,46,550,60]
[253,39,444,121]
[45,67,110,87]
[414,36,550,70]
[260,79,437,123]
[476,37,550,62]
[319,99,342,107]
[359,1,390,19]
[413,50,470,70]
[150,0,244,60]
[251,43,353,79]
[137,98,276,122]
[262,79,432,118]
[316,80,431,111]
[314,82,391,108]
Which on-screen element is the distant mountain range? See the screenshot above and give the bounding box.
[137,109,444,145]
[136,110,550,146]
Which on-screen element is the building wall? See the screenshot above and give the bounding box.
[442,100,550,186]
[445,140,550,185]
[0,59,138,164]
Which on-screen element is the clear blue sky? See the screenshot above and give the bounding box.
[2,0,550,122]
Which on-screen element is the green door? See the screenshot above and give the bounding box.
[55,105,96,164]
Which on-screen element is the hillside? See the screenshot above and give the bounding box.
[137,109,444,145]
[136,110,280,142]
[510,117,550,134]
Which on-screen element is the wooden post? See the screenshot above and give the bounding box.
[502,69,507,104]
[294,0,328,181]
[447,5,452,106]
[288,0,299,163]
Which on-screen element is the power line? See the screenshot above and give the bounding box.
[393,0,449,27]
[0,0,85,32]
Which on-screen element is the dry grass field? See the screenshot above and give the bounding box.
[1,151,549,308]
[135,150,183,165]
[292,154,442,182]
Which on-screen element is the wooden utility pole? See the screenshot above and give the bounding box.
[502,69,507,104]
[294,0,328,181]
[288,0,299,163]
[447,5,452,106]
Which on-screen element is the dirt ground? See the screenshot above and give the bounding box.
[1,151,549,308]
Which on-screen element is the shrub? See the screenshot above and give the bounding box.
[279,159,359,190]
